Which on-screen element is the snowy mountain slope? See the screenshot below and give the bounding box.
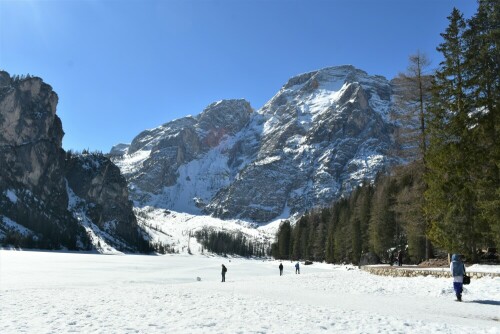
[134,206,280,254]
[0,214,36,240]
[66,184,132,254]
[111,65,399,223]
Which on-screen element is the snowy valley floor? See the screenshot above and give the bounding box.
[0,250,499,334]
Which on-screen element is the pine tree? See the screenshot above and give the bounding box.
[463,0,500,249]
[348,188,362,264]
[325,222,335,263]
[277,221,292,259]
[350,183,373,262]
[369,175,396,260]
[394,163,427,262]
[313,219,327,261]
[333,200,349,262]
[425,7,489,259]
[291,218,304,260]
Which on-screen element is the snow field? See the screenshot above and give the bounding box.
[0,250,499,333]
[135,207,278,255]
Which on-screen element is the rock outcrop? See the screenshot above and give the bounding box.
[0,71,150,252]
[65,152,149,251]
[0,72,80,248]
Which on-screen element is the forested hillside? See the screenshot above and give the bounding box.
[271,162,427,264]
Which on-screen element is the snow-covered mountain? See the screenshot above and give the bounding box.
[111,65,398,223]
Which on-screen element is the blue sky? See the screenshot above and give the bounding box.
[1,0,476,153]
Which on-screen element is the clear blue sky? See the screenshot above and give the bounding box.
[0,0,477,153]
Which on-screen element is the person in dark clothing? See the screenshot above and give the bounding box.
[279,262,283,276]
[221,264,227,282]
[295,262,300,274]
[397,251,403,266]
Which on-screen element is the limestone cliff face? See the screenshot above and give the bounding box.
[0,71,66,204]
[0,72,80,248]
[0,71,149,252]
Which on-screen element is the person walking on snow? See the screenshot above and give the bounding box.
[295,262,300,274]
[279,262,283,276]
[450,254,466,301]
[221,264,227,282]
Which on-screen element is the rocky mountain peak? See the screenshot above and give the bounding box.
[198,99,252,147]
[199,99,252,130]
[281,65,365,92]
[119,98,252,157]
[264,65,391,121]
[113,65,399,223]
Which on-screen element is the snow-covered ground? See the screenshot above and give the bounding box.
[0,250,499,333]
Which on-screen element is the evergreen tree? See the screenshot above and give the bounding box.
[348,189,362,264]
[369,175,396,260]
[333,200,349,262]
[464,0,500,249]
[325,207,338,263]
[358,183,373,254]
[277,221,292,259]
[426,8,470,256]
[425,5,499,259]
[291,217,304,260]
[313,218,327,261]
[394,163,427,262]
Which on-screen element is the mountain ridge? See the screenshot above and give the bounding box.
[111,65,399,223]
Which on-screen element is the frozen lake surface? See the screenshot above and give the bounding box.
[0,250,499,333]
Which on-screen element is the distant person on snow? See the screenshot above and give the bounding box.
[295,262,300,274]
[450,254,466,302]
[221,264,227,282]
[397,251,403,267]
[279,262,283,276]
